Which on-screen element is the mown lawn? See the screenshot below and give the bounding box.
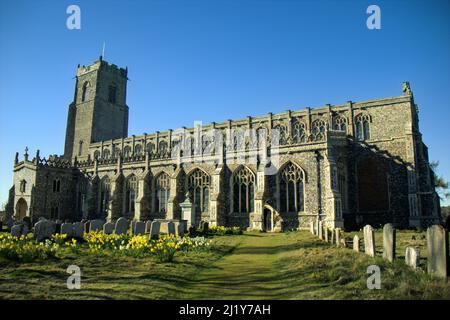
[0,230,449,299]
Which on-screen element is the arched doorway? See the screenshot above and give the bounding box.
[15,198,28,220]
[263,208,272,232]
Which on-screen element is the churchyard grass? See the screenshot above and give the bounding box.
[0,230,449,299]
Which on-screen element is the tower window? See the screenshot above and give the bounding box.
[81,82,90,102]
[19,180,27,193]
[108,85,117,103]
[53,178,61,193]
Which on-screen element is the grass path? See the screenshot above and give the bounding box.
[180,232,295,299]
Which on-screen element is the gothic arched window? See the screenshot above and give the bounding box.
[123,146,131,158]
[94,150,100,160]
[102,149,110,160]
[125,175,138,214]
[146,142,155,155]
[257,127,267,148]
[155,172,171,214]
[311,119,327,141]
[81,82,90,102]
[355,113,371,141]
[273,124,288,145]
[232,166,255,213]
[134,144,142,156]
[100,176,110,216]
[188,169,210,215]
[279,162,305,213]
[159,141,168,155]
[333,116,347,132]
[292,120,306,144]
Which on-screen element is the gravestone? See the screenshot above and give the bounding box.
[34,219,56,242]
[134,221,146,235]
[72,222,84,239]
[149,221,161,239]
[11,223,28,237]
[310,222,315,235]
[405,246,420,269]
[55,222,62,234]
[330,228,335,244]
[60,223,73,237]
[175,221,185,236]
[427,225,449,278]
[353,235,360,252]
[199,221,209,234]
[318,221,323,240]
[335,228,341,248]
[115,217,129,235]
[145,221,152,233]
[167,221,176,235]
[22,216,32,230]
[383,223,396,263]
[324,227,329,242]
[131,221,137,234]
[103,222,114,235]
[363,225,375,257]
[84,221,90,233]
[90,219,104,232]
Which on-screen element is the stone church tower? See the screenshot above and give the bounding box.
[64,57,129,161]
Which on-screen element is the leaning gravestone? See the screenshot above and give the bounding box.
[72,222,84,239]
[134,221,146,235]
[115,217,129,235]
[353,235,360,252]
[427,225,448,278]
[405,246,420,269]
[60,223,73,237]
[149,221,161,239]
[90,219,104,232]
[103,222,114,235]
[383,223,396,263]
[363,225,376,257]
[34,219,56,242]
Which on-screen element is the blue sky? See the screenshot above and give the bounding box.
[0,0,449,206]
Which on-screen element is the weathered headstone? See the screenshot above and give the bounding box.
[200,221,209,234]
[34,219,56,242]
[149,221,161,239]
[324,227,329,242]
[90,219,104,232]
[363,225,375,257]
[405,246,420,269]
[134,221,146,235]
[330,228,335,244]
[72,222,84,238]
[145,221,152,233]
[427,225,449,278]
[383,223,396,263]
[103,222,114,235]
[11,223,28,237]
[60,223,73,237]
[115,217,129,235]
[180,195,194,227]
[318,221,323,240]
[353,235,360,252]
[335,228,341,248]
[22,216,32,230]
[167,221,176,235]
